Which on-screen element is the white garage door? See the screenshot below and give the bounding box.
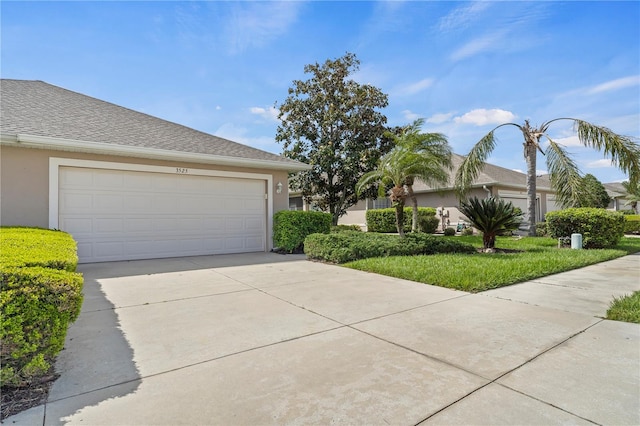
[58,167,266,263]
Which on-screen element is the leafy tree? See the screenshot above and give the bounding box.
[384,119,452,232]
[276,53,390,225]
[356,141,450,237]
[574,174,611,208]
[455,119,640,236]
[458,197,523,250]
[621,180,640,213]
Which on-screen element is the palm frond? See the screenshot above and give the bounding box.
[454,128,501,198]
[545,138,583,208]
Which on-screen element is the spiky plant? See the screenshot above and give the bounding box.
[622,180,640,213]
[455,119,640,236]
[459,196,523,250]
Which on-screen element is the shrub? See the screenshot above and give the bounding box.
[366,207,437,233]
[304,231,476,264]
[620,209,637,215]
[459,197,523,249]
[0,227,78,271]
[624,215,640,234]
[0,228,83,387]
[545,208,625,249]
[273,210,332,253]
[1,267,84,386]
[331,224,362,233]
[461,227,474,236]
[443,227,456,236]
[535,222,548,237]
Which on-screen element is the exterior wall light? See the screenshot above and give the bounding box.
[276,182,283,194]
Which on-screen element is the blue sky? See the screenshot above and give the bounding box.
[2,1,639,183]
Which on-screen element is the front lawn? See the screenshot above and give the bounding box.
[344,236,640,293]
[606,291,640,324]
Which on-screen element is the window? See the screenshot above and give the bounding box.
[368,198,391,209]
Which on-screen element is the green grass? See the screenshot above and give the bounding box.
[606,291,640,324]
[344,236,640,293]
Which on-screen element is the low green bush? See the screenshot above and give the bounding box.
[535,222,548,237]
[273,210,332,252]
[331,224,362,232]
[0,227,78,271]
[366,207,437,233]
[304,231,476,264]
[443,227,456,236]
[461,227,474,236]
[1,267,83,386]
[0,228,83,387]
[620,209,637,215]
[624,215,640,234]
[545,208,625,249]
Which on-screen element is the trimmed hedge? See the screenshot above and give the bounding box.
[366,207,438,233]
[545,208,625,249]
[273,210,332,253]
[0,227,78,271]
[304,231,476,264]
[0,227,83,387]
[624,215,640,234]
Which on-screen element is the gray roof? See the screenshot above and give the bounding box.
[412,154,554,192]
[1,79,306,170]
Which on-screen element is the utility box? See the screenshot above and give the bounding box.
[571,233,583,249]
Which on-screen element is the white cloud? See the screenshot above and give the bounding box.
[223,2,302,54]
[551,135,582,147]
[454,109,516,126]
[394,78,434,96]
[587,75,640,95]
[427,112,454,124]
[250,106,279,122]
[437,2,492,33]
[214,123,280,153]
[402,110,421,121]
[450,31,507,61]
[587,159,615,168]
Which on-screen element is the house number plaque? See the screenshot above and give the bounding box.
[175,168,188,174]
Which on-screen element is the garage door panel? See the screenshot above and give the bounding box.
[59,167,267,262]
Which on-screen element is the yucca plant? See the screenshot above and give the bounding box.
[459,196,523,250]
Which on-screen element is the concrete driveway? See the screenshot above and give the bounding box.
[7,252,640,425]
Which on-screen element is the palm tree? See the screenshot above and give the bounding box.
[385,119,453,231]
[455,119,640,236]
[621,180,640,213]
[356,141,450,237]
[459,196,523,250]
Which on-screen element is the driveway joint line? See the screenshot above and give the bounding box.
[413,318,605,425]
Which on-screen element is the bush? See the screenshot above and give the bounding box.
[366,207,437,233]
[620,209,637,215]
[304,231,476,264]
[624,215,640,234]
[545,208,625,249]
[443,227,456,236]
[0,227,78,271]
[0,228,83,387]
[331,224,362,233]
[273,210,332,253]
[461,227,474,236]
[535,222,548,237]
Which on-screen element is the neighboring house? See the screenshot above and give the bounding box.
[0,79,309,263]
[602,182,628,211]
[291,154,562,230]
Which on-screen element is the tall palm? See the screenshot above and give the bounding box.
[622,180,640,213]
[356,143,450,237]
[387,119,453,231]
[455,119,640,236]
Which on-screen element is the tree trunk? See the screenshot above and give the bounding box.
[395,202,405,237]
[406,184,419,232]
[484,232,495,249]
[524,141,538,237]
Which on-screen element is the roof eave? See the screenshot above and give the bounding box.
[1,133,311,172]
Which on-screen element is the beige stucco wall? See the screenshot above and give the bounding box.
[0,145,290,230]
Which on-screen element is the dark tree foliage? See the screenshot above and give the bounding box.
[574,174,611,208]
[275,52,390,225]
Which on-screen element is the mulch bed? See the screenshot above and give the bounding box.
[1,371,58,421]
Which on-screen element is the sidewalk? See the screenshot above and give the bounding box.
[4,252,639,425]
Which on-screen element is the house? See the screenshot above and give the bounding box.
[0,79,310,263]
[291,154,562,230]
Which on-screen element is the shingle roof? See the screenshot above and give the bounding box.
[411,153,554,192]
[0,79,306,169]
